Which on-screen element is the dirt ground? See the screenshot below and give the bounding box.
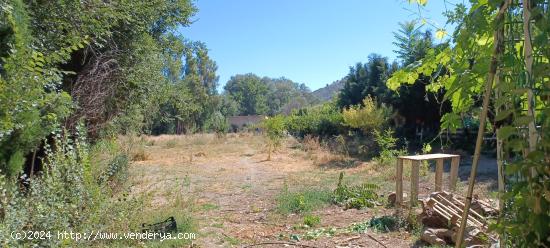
[128,133,498,248]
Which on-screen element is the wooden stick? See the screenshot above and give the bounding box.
[455,1,510,247]
[495,69,506,248]
[435,158,444,191]
[449,157,460,191]
[243,242,317,248]
[437,195,486,223]
[522,0,541,215]
[396,158,404,212]
[410,160,420,207]
[366,233,389,248]
[433,197,484,227]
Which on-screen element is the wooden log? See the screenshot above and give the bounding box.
[435,158,444,191]
[396,158,404,210]
[450,157,460,191]
[411,160,420,207]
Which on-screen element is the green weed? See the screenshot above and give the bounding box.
[332,172,380,209]
[303,214,321,227]
[276,184,332,214]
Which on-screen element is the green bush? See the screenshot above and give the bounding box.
[262,115,286,160]
[342,96,391,134]
[97,154,129,185]
[0,130,92,247]
[368,215,407,232]
[332,172,380,209]
[303,215,321,227]
[373,129,405,167]
[205,111,229,136]
[284,102,344,138]
[0,128,133,247]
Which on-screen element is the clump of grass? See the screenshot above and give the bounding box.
[164,139,178,148]
[276,184,332,214]
[199,203,219,211]
[132,147,149,161]
[303,214,321,227]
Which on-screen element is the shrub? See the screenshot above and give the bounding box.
[0,127,134,247]
[368,215,407,232]
[342,96,391,134]
[262,115,286,160]
[285,102,344,138]
[373,129,405,167]
[0,130,93,247]
[303,215,321,227]
[97,154,129,185]
[205,111,229,136]
[332,172,380,209]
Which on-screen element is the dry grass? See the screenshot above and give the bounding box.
[124,133,499,247]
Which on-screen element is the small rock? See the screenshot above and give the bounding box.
[421,228,447,245]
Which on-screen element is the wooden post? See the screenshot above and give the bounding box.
[410,160,420,207]
[450,157,460,191]
[456,1,509,246]
[435,158,444,192]
[495,70,506,247]
[396,158,403,209]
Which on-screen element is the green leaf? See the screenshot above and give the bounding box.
[417,0,428,6]
[435,29,447,40]
[495,109,513,121]
[513,116,534,126]
[497,126,516,140]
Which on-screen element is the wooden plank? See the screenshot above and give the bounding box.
[435,158,444,191]
[396,158,403,209]
[398,153,459,161]
[410,160,420,207]
[450,156,460,191]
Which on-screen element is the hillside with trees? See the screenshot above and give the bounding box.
[311,77,346,102]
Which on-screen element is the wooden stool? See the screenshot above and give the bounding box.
[395,153,460,208]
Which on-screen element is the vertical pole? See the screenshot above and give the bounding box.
[495,70,506,247]
[396,158,404,211]
[450,157,460,191]
[410,160,420,207]
[435,158,444,192]
[456,1,509,247]
[522,0,538,158]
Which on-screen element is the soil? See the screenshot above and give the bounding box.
[128,134,498,247]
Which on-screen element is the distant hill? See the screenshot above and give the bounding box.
[312,77,346,102]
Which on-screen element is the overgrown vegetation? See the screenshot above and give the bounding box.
[332,172,380,210]
[262,115,286,160]
[388,0,550,246]
[276,184,332,215]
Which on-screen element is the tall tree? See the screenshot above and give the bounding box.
[392,21,433,66]
[337,54,391,108]
[224,74,269,115]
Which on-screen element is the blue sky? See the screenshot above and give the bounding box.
[178,0,452,91]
